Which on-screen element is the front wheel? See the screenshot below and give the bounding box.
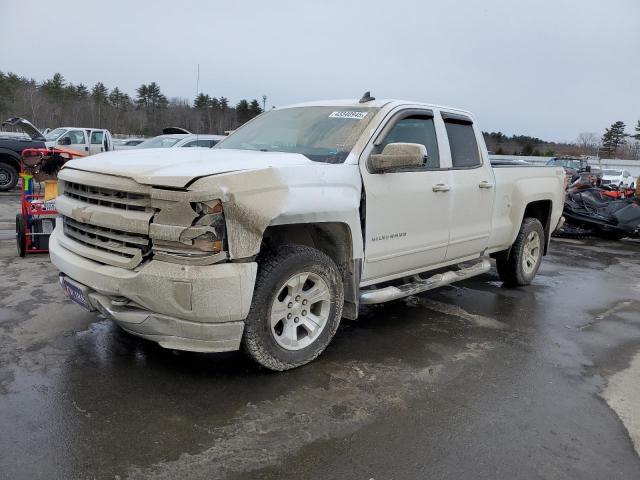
[496,217,545,286]
[242,244,344,371]
[0,163,18,192]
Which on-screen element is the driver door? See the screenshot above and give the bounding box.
[360,108,452,283]
[59,129,88,154]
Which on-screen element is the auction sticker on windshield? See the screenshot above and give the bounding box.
[328,111,368,119]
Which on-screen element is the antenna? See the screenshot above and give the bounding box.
[196,64,200,142]
[359,91,375,103]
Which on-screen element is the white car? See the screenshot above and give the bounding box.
[602,169,635,188]
[114,138,146,150]
[136,131,225,149]
[50,96,565,370]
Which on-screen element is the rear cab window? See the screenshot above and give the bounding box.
[442,114,481,169]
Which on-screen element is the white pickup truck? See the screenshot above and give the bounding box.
[44,126,114,154]
[50,96,565,370]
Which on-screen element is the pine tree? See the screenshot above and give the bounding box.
[601,121,627,158]
[194,93,210,109]
[236,99,250,124]
[91,82,109,104]
[74,83,89,99]
[41,73,66,100]
[248,99,263,118]
[109,87,130,110]
[633,120,640,141]
[136,84,150,108]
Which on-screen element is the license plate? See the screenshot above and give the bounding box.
[61,277,95,311]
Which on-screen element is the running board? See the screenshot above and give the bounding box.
[359,258,491,305]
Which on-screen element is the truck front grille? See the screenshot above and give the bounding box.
[56,172,155,269]
[62,217,151,267]
[62,181,150,212]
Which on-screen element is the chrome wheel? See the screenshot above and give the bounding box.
[270,272,331,351]
[522,230,541,275]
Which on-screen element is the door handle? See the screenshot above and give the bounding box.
[432,183,450,192]
[479,181,493,189]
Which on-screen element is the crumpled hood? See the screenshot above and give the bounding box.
[62,148,314,187]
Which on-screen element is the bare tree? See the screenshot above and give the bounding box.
[575,132,599,156]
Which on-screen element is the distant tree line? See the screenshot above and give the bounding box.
[484,120,640,160]
[1,70,638,159]
[0,71,264,136]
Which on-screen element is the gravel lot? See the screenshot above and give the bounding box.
[1,190,639,480]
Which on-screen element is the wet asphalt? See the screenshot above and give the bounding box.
[1,190,639,479]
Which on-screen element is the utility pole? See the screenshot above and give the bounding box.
[262,95,267,112]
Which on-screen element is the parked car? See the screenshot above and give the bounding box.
[0,117,47,191]
[546,156,602,186]
[44,127,114,154]
[114,138,146,150]
[136,133,225,149]
[50,96,565,370]
[601,169,635,188]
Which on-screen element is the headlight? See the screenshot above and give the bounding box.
[151,199,226,259]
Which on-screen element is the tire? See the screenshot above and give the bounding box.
[0,163,18,192]
[16,214,26,257]
[242,244,344,371]
[496,217,545,286]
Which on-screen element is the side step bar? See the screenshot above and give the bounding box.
[359,258,491,305]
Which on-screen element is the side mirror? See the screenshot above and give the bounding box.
[58,137,72,146]
[369,143,427,172]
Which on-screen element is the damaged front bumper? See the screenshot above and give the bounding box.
[50,228,257,353]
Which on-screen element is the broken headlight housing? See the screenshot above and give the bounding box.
[151,199,227,263]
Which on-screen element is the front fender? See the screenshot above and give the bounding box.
[189,164,363,260]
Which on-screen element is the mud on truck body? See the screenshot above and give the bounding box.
[50,97,565,370]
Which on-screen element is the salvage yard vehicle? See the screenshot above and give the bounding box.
[135,132,225,149]
[546,156,602,186]
[601,169,635,189]
[0,118,47,191]
[113,138,146,150]
[555,183,640,239]
[44,127,114,154]
[0,118,114,191]
[49,95,565,370]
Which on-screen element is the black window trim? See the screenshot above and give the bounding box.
[441,112,483,170]
[367,108,445,174]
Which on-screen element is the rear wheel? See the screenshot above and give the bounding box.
[16,214,26,257]
[0,163,18,192]
[242,244,344,371]
[497,217,545,286]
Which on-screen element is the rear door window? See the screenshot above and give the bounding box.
[443,117,481,168]
[90,131,104,144]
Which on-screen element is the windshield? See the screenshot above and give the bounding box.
[216,106,380,163]
[136,136,183,148]
[547,158,581,169]
[45,128,67,141]
[603,169,622,176]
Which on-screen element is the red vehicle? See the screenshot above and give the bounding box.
[16,147,85,256]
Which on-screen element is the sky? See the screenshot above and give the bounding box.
[1,0,639,141]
